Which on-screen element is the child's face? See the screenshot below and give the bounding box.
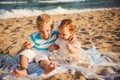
[37,23,52,40]
[58,27,71,40]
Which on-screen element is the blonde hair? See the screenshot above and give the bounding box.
[58,19,76,33]
[36,14,54,28]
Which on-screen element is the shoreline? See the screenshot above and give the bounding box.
[0,8,120,54]
[0,7,120,19]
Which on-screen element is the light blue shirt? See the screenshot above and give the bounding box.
[28,30,58,51]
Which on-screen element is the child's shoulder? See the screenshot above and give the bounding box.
[52,30,58,36]
[30,31,39,36]
[53,30,58,33]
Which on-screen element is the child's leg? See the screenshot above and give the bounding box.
[14,49,36,77]
[14,55,28,77]
[39,60,55,74]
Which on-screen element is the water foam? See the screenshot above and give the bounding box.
[36,0,86,3]
[0,7,119,19]
[0,0,85,4]
[0,1,27,4]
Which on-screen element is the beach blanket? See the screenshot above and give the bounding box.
[0,46,120,80]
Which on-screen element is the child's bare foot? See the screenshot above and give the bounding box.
[44,62,55,74]
[13,69,28,77]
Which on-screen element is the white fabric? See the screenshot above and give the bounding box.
[0,46,120,80]
[50,38,92,64]
[55,38,81,57]
[18,49,49,63]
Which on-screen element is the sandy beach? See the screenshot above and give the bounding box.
[0,8,120,80]
[0,8,120,55]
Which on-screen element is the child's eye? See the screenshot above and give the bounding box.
[47,30,50,32]
[40,31,44,33]
[63,34,66,36]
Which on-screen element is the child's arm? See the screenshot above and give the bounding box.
[67,34,80,53]
[67,42,80,54]
[24,34,35,49]
[48,44,59,51]
[24,32,37,49]
[68,34,77,44]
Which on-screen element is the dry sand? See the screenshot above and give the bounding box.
[0,8,120,55]
[0,8,120,80]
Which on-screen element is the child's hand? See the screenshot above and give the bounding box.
[67,43,80,54]
[66,44,74,53]
[48,44,59,51]
[68,34,77,44]
[24,42,32,49]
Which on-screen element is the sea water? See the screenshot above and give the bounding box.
[0,0,120,19]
